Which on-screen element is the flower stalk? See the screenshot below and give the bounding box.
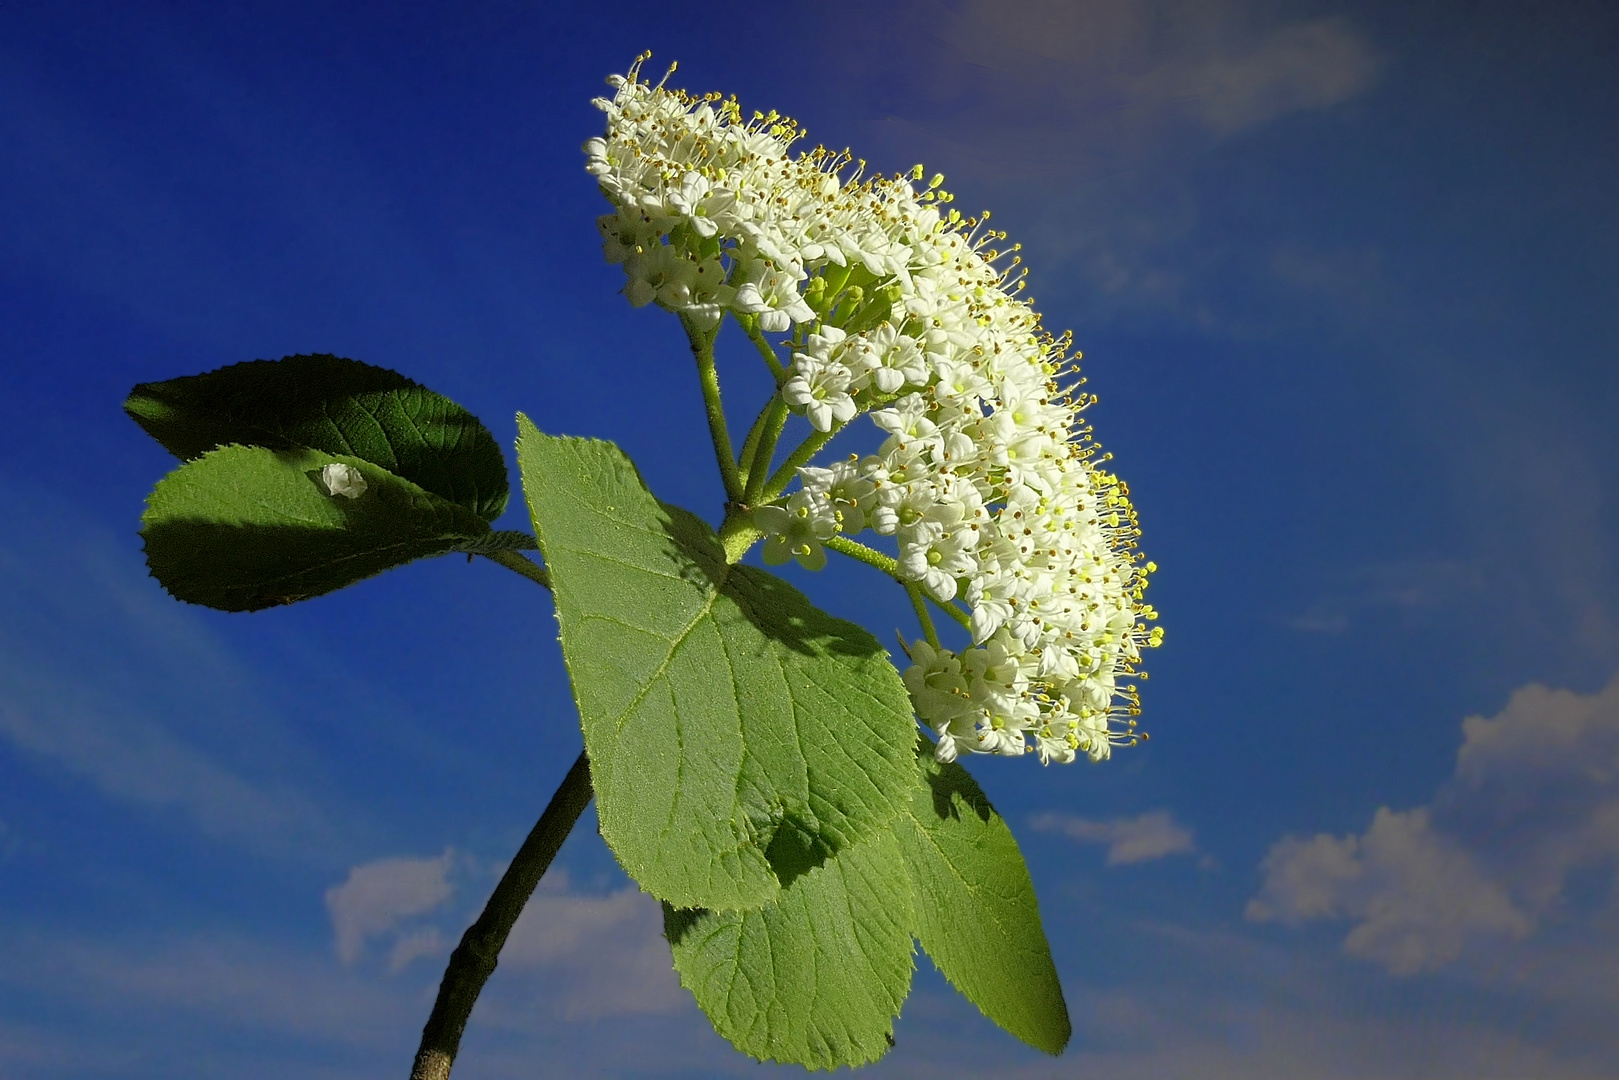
[681,313,745,506]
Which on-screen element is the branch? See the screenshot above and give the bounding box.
[409,751,593,1080]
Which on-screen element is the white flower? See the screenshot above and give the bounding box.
[320,463,367,499]
[896,521,978,602]
[587,58,1162,765]
[782,357,857,432]
[754,490,837,571]
[734,259,815,332]
[844,322,928,395]
[798,458,876,534]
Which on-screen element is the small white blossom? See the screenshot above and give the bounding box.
[320,463,367,499]
[754,491,837,571]
[798,459,876,534]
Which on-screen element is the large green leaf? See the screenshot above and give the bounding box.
[664,829,915,1070]
[126,354,509,520]
[142,444,490,612]
[897,747,1071,1055]
[515,418,917,912]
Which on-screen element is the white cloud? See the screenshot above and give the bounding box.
[1250,674,1619,974]
[1030,809,1196,864]
[321,854,685,1019]
[1169,16,1380,135]
[385,926,446,973]
[493,871,686,1020]
[942,0,1380,138]
[325,850,455,966]
[1247,808,1531,974]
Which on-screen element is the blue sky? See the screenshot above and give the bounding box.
[2,1,1618,1076]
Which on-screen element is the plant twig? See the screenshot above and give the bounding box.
[741,317,788,381]
[409,751,593,1080]
[825,534,899,576]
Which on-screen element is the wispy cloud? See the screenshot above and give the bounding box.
[942,1,1380,138]
[1281,558,1486,634]
[321,853,686,1020]
[802,0,1382,325]
[493,870,686,1020]
[1030,809,1196,864]
[0,501,345,860]
[325,850,456,966]
[1250,674,1619,977]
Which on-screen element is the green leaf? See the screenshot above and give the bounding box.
[897,747,1071,1055]
[665,828,915,1070]
[515,418,918,912]
[125,354,509,521]
[141,444,490,612]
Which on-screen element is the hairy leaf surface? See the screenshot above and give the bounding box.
[516,419,916,911]
[898,747,1071,1055]
[142,444,488,611]
[665,829,914,1069]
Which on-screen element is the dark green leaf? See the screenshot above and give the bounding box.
[141,444,489,612]
[665,828,914,1070]
[125,354,508,520]
[515,419,918,912]
[897,747,1071,1055]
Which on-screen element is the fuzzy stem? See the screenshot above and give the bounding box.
[717,509,765,564]
[758,423,843,504]
[743,398,791,503]
[735,405,769,492]
[825,535,899,576]
[408,751,592,1080]
[682,313,745,506]
[931,594,973,632]
[906,582,942,650]
[823,537,973,632]
[742,317,788,381]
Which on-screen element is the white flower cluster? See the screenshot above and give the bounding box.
[586,57,1162,765]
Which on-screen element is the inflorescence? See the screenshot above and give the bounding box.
[585,56,1162,765]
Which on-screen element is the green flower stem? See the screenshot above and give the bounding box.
[478,549,551,590]
[743,397,791,504]
[823,536,973,633]
[825,534,899,576]
[906,582,942,650]
[735,394,780,493]
[931,594,973,632]
[409,750,593,1080]
[742,316,788,381]
[758,422,843,504]
[717,509,764,565]
[681,313,745,506]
